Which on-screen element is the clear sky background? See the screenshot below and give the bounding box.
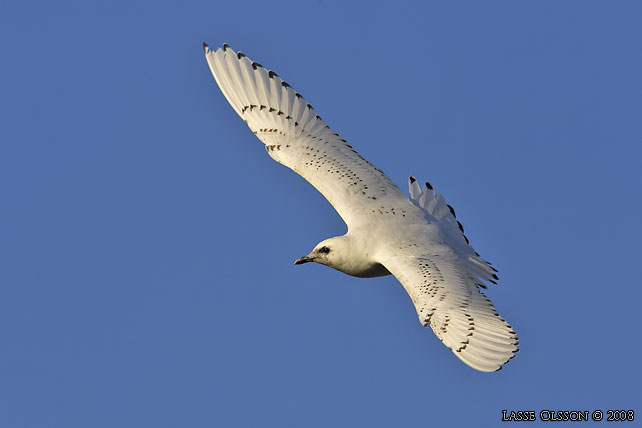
[2,1,641,426]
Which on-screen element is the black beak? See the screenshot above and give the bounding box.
[294,256,314,265]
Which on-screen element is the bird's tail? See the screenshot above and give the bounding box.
[408,176,498,287]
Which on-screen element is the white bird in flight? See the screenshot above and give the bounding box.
[203,43,519,372]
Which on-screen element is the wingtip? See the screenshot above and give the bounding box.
[203,42,210,52]
[409,176,416,183]
[425,181,433,190]
[223,43,230,51]
[447,204,456,218]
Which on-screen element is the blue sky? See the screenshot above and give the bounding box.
[1,0,641,426]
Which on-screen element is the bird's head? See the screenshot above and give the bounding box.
[293,235,388,278]
[293,236,347,268]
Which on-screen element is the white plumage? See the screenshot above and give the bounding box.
[204,43,518,372]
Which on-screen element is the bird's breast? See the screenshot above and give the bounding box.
[335,261,391,278]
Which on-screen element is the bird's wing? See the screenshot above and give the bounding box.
[204,43,423,229]
[406,177,499,288]
[377,240,519,372]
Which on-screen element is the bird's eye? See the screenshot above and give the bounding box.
[318,246,330,254]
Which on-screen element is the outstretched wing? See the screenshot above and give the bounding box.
[378,242,519,372]
[203,43,423,229]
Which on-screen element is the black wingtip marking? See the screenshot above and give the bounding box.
[281,81,291,88]
[268,70,279,78]
[223,43,230,51]
[295,93,302,99]
[447,204,456,218]
[251,61,263,70]
[202,42,209,52]
[457,221,464,232]
[237,51,246,59]
[492,273,499,280]
[425,181,433,190]
[409,176,416,183]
